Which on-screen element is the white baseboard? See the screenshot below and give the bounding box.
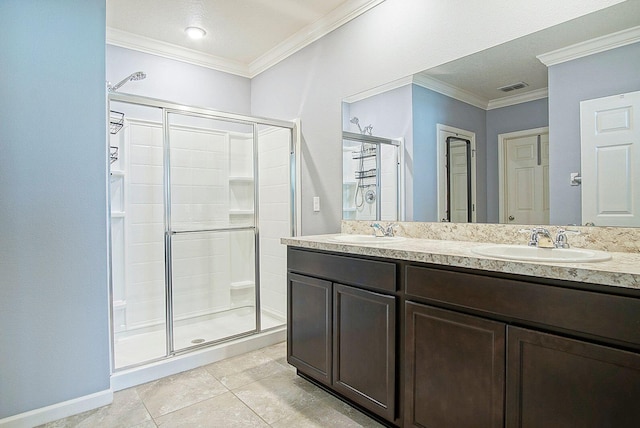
[0,389,113,428]
[111,326,286,391]
[0,328,286,427]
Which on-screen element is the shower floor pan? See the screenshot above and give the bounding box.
[114,308,284,369]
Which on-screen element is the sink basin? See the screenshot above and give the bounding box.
[330,234,406,244]
[471,244,611,263]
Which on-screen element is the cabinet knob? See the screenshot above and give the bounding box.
[509,215,515,221]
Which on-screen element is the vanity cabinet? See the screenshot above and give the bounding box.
[287,248,398,423]
[404,302,505,428]
[288,273,332,384]
[405,264,640,428]
[286,245,640,427]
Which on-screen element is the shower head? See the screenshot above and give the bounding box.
[108,71,147,92]
[350,117,364,133]
[129,71,146,81]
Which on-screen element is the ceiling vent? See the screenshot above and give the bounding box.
[497,81,529,92]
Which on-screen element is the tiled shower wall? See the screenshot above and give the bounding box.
[342,142,399,221]
[258,127,291,318]
[169,125,235,321]
[110,118,290,335]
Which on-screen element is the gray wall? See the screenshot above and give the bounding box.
[107,45,252,114]
[486,98,549,222]
[549,41,640,225]
[0,0,622,420]
[0,0,110,418]
[250,0,609,234]
[412,85,487,222]
[343,85,414,218]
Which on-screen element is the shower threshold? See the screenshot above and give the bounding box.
[114,307,284,370]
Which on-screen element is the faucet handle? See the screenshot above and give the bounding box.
[385,223,398,237]
[555,228,580,248]
[370,222,384,237]
[518,227,540,247]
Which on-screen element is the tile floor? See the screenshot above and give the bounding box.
[40,342,384,427]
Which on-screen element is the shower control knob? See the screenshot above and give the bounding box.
[365,190,376,203]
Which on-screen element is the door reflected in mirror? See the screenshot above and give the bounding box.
[341,0,640,227]
[437,124,476,223]
[498,128,549,225]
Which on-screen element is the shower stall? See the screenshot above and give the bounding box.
[108,93,297,371]
[342,131,403,221]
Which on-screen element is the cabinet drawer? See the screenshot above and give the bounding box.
[405,264,640,349]
[288,248,396,293]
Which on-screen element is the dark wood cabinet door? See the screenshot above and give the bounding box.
[506,326,640,428]
[405,302,505,428]
[333,283,396,421]
[287,273,332,385]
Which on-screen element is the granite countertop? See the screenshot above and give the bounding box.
[281,234,640,291]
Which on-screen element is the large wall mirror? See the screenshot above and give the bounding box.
[342,0,640,227]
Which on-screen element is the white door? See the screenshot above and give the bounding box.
[449,141,469,222]
[437,124,476,222]
[499,129,549,225]
[580,90,640,227]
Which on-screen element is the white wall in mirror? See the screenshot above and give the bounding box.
[340,3,640,226]
[252,0,631,234]
[548,40,640,225]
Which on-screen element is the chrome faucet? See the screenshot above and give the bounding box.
[521,227,580,248]
[526,227,555,248]
[370,222,397,237]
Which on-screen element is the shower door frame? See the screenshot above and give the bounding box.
[107,92,298,371]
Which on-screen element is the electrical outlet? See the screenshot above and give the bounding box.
[313,196,320,212]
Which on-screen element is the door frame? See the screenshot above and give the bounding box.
[498,126,549,224]
[436,124,477,223]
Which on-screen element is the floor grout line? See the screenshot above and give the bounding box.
[40,342,383,427]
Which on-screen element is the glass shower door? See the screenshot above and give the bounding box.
[166,111,257,352]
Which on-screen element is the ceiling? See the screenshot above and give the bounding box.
[417,0,640,108]
[106,0,384,77]
[107,0,639,103]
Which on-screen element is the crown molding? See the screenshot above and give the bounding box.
[249,0,386,77]
[107,0,385,79]
[487,87,548,110]
[107,27,251,77]
[342,76,413,104]
[412,74,489,110]
[344,73,548,110]
[537,25,640,66]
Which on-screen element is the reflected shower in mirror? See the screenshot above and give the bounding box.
[341,0,640,226]
[342,130,403,222]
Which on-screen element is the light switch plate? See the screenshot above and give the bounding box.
[313,196,320,212]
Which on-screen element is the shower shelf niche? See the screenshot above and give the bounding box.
[230,280,255,290]
[229,175,254,217]
[229,209,254,215]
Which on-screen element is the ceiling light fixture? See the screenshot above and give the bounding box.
[185,26,206,40]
